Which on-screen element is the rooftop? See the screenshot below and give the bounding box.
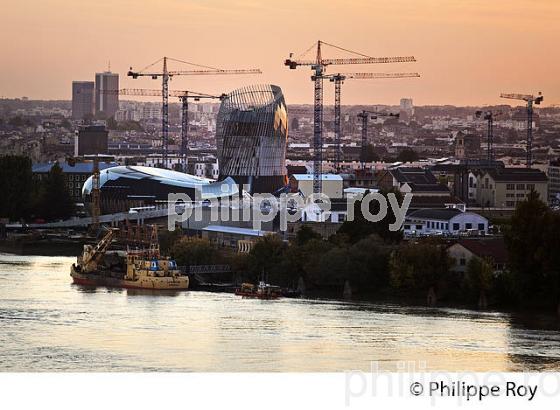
[390,167,439,185]
[291,174,343,181]
[487,168,548,182]
[202,225,272,237]
[453,238,508,264]
[407,208,464,220]
[32,161,118,174]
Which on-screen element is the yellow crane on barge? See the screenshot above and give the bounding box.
[70,226,189,290]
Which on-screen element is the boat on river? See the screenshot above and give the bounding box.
[235,281,281,300]
[70,228,189,290]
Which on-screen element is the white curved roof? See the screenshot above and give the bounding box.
[82,165,239,199]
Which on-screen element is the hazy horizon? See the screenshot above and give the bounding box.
[1,0,559,106]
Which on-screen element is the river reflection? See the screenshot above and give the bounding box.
[0,253,559,372]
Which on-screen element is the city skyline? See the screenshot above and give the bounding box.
[0,0,559,106]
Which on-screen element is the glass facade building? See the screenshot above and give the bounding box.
[216,84,288,194]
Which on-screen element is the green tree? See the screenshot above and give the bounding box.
[60,119,72,129]
[291,117,299,130]
[8,116,34,127]
[158,227,183,254]
[170,237,218,266]
[396,148,419,163]
[247,234,287,283]
[300,235,390,293]
[106,117,118,129]
[361,144,379,162]
[294,225,321,246]
[504,190,560,311]
[0,155,33,220]
[389,240,451,293]
[464,257,494,308]
[337,189,404,244]
[36,162,75,221]
[504,191,549,299]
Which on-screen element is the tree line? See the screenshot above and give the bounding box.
[0,155,75,222]
[165,190,560,314]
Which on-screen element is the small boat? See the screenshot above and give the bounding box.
[70,228,189,291]
[235,281,281,300]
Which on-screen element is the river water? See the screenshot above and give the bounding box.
[1,253,559,372]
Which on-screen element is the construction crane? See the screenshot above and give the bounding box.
[475,110,505,163]
[112,88,226,171]
[327,72,420,170]
[79,228,117,273]
[128,57,261,168]
[67,154,113,232]
[500,92,543,167]
[357,110,399,169]
[285,41,415,193]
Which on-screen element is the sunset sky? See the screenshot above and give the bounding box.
[0,0,559,106]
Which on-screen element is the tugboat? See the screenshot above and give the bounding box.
[235,281,281,300]
[70,228,189,290]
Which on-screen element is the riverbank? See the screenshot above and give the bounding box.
[0,238,87,256]
[1,253,560,372]
[1,248,558,320]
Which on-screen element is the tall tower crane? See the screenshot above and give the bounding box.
[128,57,261,168]
[114,88,226,171]
[327,72,420,170]
[357,110,399,169]
[500,92,543,168]
[475,110,505,163]
[285,41,415,193]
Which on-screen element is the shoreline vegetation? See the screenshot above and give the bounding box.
[157,190,560,317]
[1,155,558,316]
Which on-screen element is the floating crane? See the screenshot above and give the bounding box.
[500,92,543,167]
[357,110,399,169]
[327,72,420,170]
[285,41,415,193]
[128,57,261,168]
[79,228,117,273]
[113,88,226,171]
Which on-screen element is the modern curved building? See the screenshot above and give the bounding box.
[82,165,238,214]
[216,84,288,194]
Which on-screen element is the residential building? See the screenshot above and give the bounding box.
[475,168,548,208]
[289,174,343,199]
[403,208,489,236]
[377,166,457,208]
[448,238,507,274]
[95,71,119,118]
[455,132,481,160]
[399,98,414,123]
[74,125,108,156]
[32,161,118,202]
[547,159,560,205]
[72,81,94,120]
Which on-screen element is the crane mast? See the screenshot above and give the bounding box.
[500,92,543,167]
[333,76,342,170]
[162,57,169,168]
[357,110,399,169]
[328,72,420,171]
[475,110,499,163]
[128,57,261,169]
[113,88,224,172]
[285,41,416,193]
[311,41,324,194]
